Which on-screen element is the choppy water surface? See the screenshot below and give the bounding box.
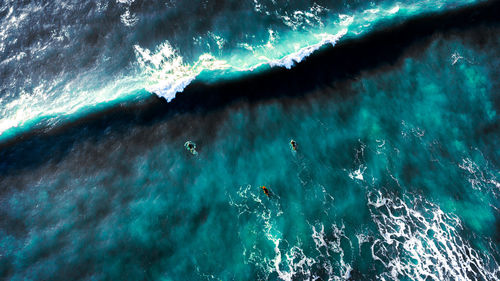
[1,11,500,279]
[0,0,484,139]
[1,0,500,280]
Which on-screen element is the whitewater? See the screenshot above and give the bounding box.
[1,1,499,280]
[0,0,483,141]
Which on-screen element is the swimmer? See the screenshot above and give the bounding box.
[184,141,198,155]
[260,186,270,197]
[290,139,298,151]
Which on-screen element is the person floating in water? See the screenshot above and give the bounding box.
[260,186,270,197]
[184,141,198,155]
[290,139,298,152]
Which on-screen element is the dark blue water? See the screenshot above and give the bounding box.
[1,0,499,280]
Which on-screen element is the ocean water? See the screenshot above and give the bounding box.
[1,0,500,280]
[0,0,485,139]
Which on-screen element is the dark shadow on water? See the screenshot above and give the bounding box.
[1,0,499,176]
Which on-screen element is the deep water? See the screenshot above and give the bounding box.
[1,7,500,279]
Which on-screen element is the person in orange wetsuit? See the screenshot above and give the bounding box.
[290,139,298,151]
[260,186,270,197]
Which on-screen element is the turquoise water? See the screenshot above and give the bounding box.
[0,0,484,142]
[1,17,499,280]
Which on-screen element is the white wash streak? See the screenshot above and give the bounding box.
[367,191,499,280]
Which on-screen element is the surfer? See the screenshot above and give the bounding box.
[260,186,270,197]
[184,141,198,155]
[290,139,298,151]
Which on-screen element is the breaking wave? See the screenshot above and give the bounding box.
[0,0,485,140]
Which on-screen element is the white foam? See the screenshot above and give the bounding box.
[268,29,347,69]
[228,185,352,280]
[116,0,138,27]
[268,223,352,281]
[137,29,347,102]
[251,2,328,30]
[0,0,486,139]
[278,3,328,30]
[338,14,354,27]
[451,51,464,65]
[134,42,231,101]
[459,157,500,192]
[120,9,138,27]
[349,165,366,181]
[388,5,400,14]
[367,191,499,280]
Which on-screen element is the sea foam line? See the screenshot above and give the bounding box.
[134,29,348,102]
